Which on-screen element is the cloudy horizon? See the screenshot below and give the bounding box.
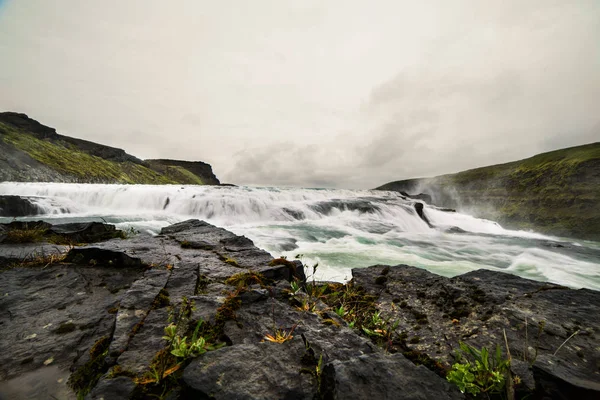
[0,0,598,188]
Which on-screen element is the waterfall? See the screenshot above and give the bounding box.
[1,182,599,290]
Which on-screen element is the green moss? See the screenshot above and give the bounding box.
[3,227,47,244]
[55,322,77,334]
[164,165,204,185]
[223,257,240,267]
[195,274,210,294]
[269,257,302,279]
[224,271,265,288]
[68,336,111,399]
[152,289,170,309]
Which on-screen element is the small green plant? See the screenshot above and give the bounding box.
[334,305,346,318]
[289,280,301,295]
[361,311,399,343]
[162,319,224,359]
[446,342,510,397]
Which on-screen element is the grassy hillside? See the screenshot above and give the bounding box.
[0,113,220,185]
[377,143,600,240]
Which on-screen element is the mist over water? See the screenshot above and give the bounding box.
[1,182,599,291]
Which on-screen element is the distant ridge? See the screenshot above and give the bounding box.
[0,112,220,185]
[376,142,600,240]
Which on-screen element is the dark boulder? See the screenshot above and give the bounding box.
[0,195,42,217]
[183,342,315,399]
[86,376,136,400]
[50,222,123,243]
[64,247,144,267]
[443,226,467,234]
[321,353,462,400]
[414,203,433,227]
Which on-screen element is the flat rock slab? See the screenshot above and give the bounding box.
[323,353,462,400]
[184,341,315,400]
[0,243,69,266]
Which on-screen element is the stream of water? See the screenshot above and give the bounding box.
[1,182,599,290]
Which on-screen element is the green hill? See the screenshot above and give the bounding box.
[0,112,220,185]
[376,143,600,240]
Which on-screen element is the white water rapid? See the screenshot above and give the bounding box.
[2,182,599,291]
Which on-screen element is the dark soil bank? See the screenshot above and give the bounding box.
[0,219,598,399]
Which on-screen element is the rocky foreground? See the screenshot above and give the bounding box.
[0,220,598,399]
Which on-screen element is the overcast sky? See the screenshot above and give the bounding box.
[0,1,598,188]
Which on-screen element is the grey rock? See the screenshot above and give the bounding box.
[352,264,600,400]
[183,341,315,400]
[50,222,122,243]
[85,376,136,400]
[0,243,69,266]
[322,353,462,400]
[533,354,600,400]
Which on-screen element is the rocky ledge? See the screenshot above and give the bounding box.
[0,220,597,400]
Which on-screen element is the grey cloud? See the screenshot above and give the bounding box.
[0,0,598,189]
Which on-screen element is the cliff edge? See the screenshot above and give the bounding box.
[377,143,600,240]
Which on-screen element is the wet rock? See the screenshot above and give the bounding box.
[0,195,42,217]
[220,235,255,251]
[444,226,467,234]
[322,353,462,400]
[0,262,137,386]
[183,341,315,399]
[283,207,305,220]
[180,240,214,250]
[64,247,143,267]
[0,220,52,232]
[414,202,433,227]
[85,376,135,400]
[352,264,600,400]
[50,222,123,243]
[0,243,68,266]
[533,354,600,400]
